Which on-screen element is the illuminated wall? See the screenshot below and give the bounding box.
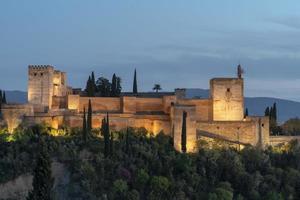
[210,78,244,121]
[172,105,197,153]
[1,104,34,133]
[28,65,54,109]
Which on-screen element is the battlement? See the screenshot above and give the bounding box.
[28,65,54,71]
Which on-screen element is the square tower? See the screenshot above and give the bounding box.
[210,78,244,121]
[28,65,54,109]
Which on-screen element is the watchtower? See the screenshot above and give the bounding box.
[210,78,244,121]
[28,65,54,110]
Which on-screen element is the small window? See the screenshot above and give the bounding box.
[34,73,37,76]
[227,88,230,92]
[262,124,264,127]
[41,73,43,76]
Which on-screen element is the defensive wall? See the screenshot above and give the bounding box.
[3,65,299,152]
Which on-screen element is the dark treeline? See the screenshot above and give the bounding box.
[264,103,300,136]
[1,125,300,200]
[85,71,122,97]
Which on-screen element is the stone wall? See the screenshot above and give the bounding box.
[28,65,54,109]
[197,116,269,147]
[52,96,67,109]
[79,97,121,113]
[172,104,197,152]
[269,136,300,146]
[210,78,244,121]
[53,70,67,97]
[1,104,34,133]
[67,95,175,115]
[136,98,163,113]
[65,113,170,135]
[177,99,212,121]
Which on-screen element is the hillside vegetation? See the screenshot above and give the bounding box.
[1,125,300,200]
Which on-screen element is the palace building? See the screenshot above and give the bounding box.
[2,65,273,152]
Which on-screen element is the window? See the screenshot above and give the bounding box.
[34,73,37,76]
[227,88,230,92]
[41,73,43,76]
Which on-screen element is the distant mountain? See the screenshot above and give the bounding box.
[185,88,300,123]
[4,89,300,123]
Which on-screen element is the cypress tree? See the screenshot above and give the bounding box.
[273,102,277,121]
[87,99,92,137]
[26,139,53,200]
[102,117,109,157]
[111,73,117,97]
[110,129,114,156]
[0,90,2,103]
[245,108,249,117]
[181,111,187,153]
[85,76,96,97]
[103,113,111,158]
[264,107,270,116]
[82,107,87,143]
[125,127,130,153]
[91,71,97,94]
[269,106,273,120]
[2,91,6,104]
[116,77,122,96]
[133,69,138,95]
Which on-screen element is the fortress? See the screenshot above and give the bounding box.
[1,65,279,152]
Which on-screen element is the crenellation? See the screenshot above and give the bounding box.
[3,64,287,152]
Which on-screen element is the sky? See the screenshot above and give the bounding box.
[1,1,300,101]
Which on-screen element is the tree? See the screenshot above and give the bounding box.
[87,99,92,137]
[181,111,187,153]
[133,69,138,95]
[82,107,87,143]
[102,112,110,158]
[2,91,6,104]
[273,103,277,122]
[91,71,96,92]
[110,130,114,157]
[153,84,162,93]
[85,76,95,97]
[116,76,122,96]
[245,108,249,118]
[125,127,130,153]
[265,107,270,117]
[149,176,170,199]
[113,179,128,199]
[111,73,117,97]
[27,139,53,200]
[96,77,111,97]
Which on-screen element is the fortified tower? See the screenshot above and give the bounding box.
[28,65,55,110]
[210,66,244,121]
[28,65,69,111]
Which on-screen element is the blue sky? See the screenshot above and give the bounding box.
[1,1,300,100]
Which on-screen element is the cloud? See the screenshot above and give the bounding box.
[268,16,300,30]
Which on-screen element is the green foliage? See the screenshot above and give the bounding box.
[27,139,53,200]
[82,107,87,143]
[113,179,128,199]
[282,117,300,135]
[95,74,122,97]
[2,127,300,199]
[153,84,162,93]
[87,99,92,137]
